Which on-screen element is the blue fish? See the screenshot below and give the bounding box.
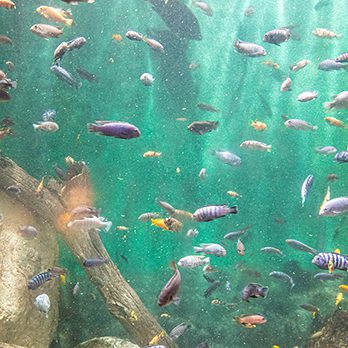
[312,252,348,271]
[83,258,109,267]
[335,151,348,163]
[50,64,82,89]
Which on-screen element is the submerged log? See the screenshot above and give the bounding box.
[74,336,140,348]
[0,156,62,348]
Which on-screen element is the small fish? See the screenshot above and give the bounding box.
[42,109,57,122]
[176,117,188,122]
[250,120,267,131]
[60,274,66,284]
[211,299,223,305]
[67,216,112,232]
[189,62,200,70]
[290,59,310,72]
[143,37,164,53]
[192,1,213,16]
[263,27,292,45]
[204,280,221,298]
[319,197,348,216]
[285,239,318,255]
[280,77,292,92]
[234,314,267,328]
[237,239,245,256]
[234,39,267,57]
[318,59,348,71]
[36,6,74,27]
[160,313,170,319]
[336,292,343,306]
[312,252,348,270]
[30,24,64,38]
[18,226,38,239]
[297,91,318,102]
[83,258,109,267]
[197,103,220,113]
[172,209,193,221]
[148,331,165,346]
[327,174,339,182]
[178,255,210,268]
[314,272,344,281]
[151,218,170,231]
[242,283,269,302]
[69,206,100,221]
[226,191,241,198]
[315,146,337,155]
[0,35,12,45]
[121,255,129,264]
[224,225,251,241]
[198,168,207,180]
[300,304,320,318]
[213,150,241,166]
[334,151,348,163]
[324,117,346,128]
[34,294,51,318]
[194,243,226,257]
[186,228,199,238]
[193,204,238,222]
[335,52,348,63]
[310,331,324,339]
[87,121,140,139]
[301,175,314,207]
[261,60,279,70]
[143,151,161,157]
[312,28,341,38]
[36,176,45,194]
[76,68,98,82]
[285,119,318,131]
[203,264,218,274]
[269,271,295,289]
[195,342,209,348]
[324,91,348,110]
[50,65,82,89]
[188,121,219,135]
[158,261,181,307]
[73,282,80,296]
[169,322,191,340]
[240,140,271,152]
[338,284,348,292]
[244,5,255,17]
[112,34,122,42]
[260,247,283,256]
[116,226,129,231]
[140,73,154,86]
[125,30,143,41]
[28,271,53,290]
[226,281,232,291]
[138,212,161,221]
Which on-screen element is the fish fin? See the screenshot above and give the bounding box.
[324,102,333,109]
[173,296,181,305]
[312,126,318,131]
[274,43,281,47]
[229,205,238,214]
[33,124,40,130]
[169,260,177,271]
[194,246,203,253]
[267,147,272,152]
[103,221,112,232]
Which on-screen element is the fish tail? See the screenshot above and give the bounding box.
[267,146,272,152]
[87,123,98,133]
[324,102,333,110]
[289,64,295,71]
[103,221,112,232]
[290,282,295,290]
[33,124,40,131]
[65,18,74,27]
[229,205,238,214]
[203,257,210,264]
[194,247,203,253]
[312,125,318,131]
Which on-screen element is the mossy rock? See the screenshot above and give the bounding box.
[74,337,140,348]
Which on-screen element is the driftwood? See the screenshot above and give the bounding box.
[0,155,178,348]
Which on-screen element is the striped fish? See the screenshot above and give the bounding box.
[193,204,238,222]
[312,252,348,271]
[334,151,348,163]
[301,175,314,207]
[263,27,291,45]
[335,52,348,62]
[28,271,52,290]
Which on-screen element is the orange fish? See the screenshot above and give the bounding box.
[112,34,123,42]
[250,120,267,131]
[324,117,346,128]
[338,285,348,293]
[143,151,161,157]
[148,331,165,345]
[36,6,74,26]
[336,292,343,306]
[36,176,45,195]
[151,218,170,231]
[0,0,16,9]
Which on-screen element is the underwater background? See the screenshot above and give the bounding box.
[1,0,348,347]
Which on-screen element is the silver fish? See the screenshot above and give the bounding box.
[73,282,81,296]
[194,243,226,257]
[18,226,38,239]
[301,175,314,207]
[198,168,207,180]
[169,322,191,340]
[260,247,283,256]
[237,239,245,256]
[193,204,238,222]
[315,146,337,155]
[157,200,176,215]
[68,216,112,232]
[143,37,164,53]
[50,64,82,89]
[186,228,199,238]
[224,225,251,241]
[324,91,348,110]
[138,212,161,221]
[263,27,292,45]
[319,197,348,216]
[193,1,213,16]
[83,258,109,267]
[314,272,344,281]
[213,150,241,166]
[234,39,267,57]
[318,59,348,71]
[285,119,318,131]
[34,294,51,318]
[269,271,295,289]
[285,239,318,255]
[177,255,210,268]
[125,30,143,41]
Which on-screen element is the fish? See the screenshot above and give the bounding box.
[312,252,348,270]
[158,261,181,307]
[28,271,53,290]
[318,59,348,71]
[261,60,280,70]
[319,197,348,216]
[336,292,343,306]
[226,191,241,198]
[197,103,220,113]
[250,120,267,131]
[290,59,310,72]
[169,322,191,340]
[213,150,241,166]
[244,5,255,17]
[160,313,170,319]
[297,91,318,102]
[204,280,221,297]
[138,212,161,221]
[50,65,82,89]
[260,247,283,256]
[140,73,154,86]
[33,121,59,133]
[324,117,346,128]
[301,175,314,207]
[0,70,6,80]
[240,140,271,152]
[315,146,337,155]
[111,34,122,41]
[234,39,267,57]
[143,37,164,53]
[312,28,341,38]
[73,282,80,296]
[157,200,176,214]
[30,24,64,38]
[310,331,324,339]
[76,68,98,82]
[69,206,100,221]
[36,6,74,26]
[224,226,251,241]
[87,121,141,139]
[0,0,15,9]
[242,283,269,302]
[300,304,320,318]
[334,151,348,163]
[172,209,193,221]
[226,281,232,291]
[0,78,17,90]
[195,342,209,348]
[83,258,109,267]
[62,0,95,3]
[324,91,348,110]
[198,168,207,180]
[0,35,12,45]
[18,225,38,239]
[186,228,199,238]
[285,239,318,255]
[234,314,267,328]
[54,41,69,62]
[263,27,292,45]
[67,216,112,232]
[34,294,51,318]
[269,271,295,289]
[148,331,165,346]
[121,255,129,264]
[36,176,45,195]
[314,272,344,281]
[194,243,226,257]
[143,151,161,157]
[163,217,182,232]
[192,1,213,16]
[203,264,218,274]
[42,109,57,122]
[125,31,143,41]
[177,255,210,268]
[235,263,262,278]
[284,119,318,131]
[188,121,219,135]
[189,62,200,70]
[339,284,348,292]
[335,53,348,63]
[327,174,339,182]
[193,204,238,222]
[151,218,170,231]
[116,226,129,231]
[319,187,331,214]
[237,239,245,256]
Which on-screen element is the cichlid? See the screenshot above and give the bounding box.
[194,243,226,257]
[213,150,241,166]
[193,204,238,222]
[242,283,269,302]
[67,216,112,232]
[301,175,314,207]
[234,39,266,57]
[312,252,348,270]
[177,255,210,268]
[87,121,140,139]
[319,197,348,216]
[34,294,51,318]
[83,258,109,267]
[158,261,181,307]
[269,271,295,289]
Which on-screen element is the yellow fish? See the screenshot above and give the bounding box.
[148,331,165,345]
[319,186,330,213]
[151,218,170,231]
[116,226,129,231]
[328,256,334,274]
[211,299,223,305]
[227,191,241,198]
[336,292,343,306]
[273,346,280,348]
[338,285,348,293]
[59,274,66,284]
[250,120,267,131]
[160,313,170,319]
[36,176,45,194]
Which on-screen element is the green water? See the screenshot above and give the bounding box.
[1,0,348,347]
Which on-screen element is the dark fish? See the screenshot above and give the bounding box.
[242,283,268,302]
[1,117,14,127]
[0,89,10,101]
[193,204,238,222]
[66,36,87,52]
[312,252,348,271]
[285,239,318,255]
[54,37,87,63]
[0,35,12,45]
[18,226,38,239]
[146,0,202,40]
[204,280,221,298]
[76,68,98,82]
[169,322,191,340]
[263,27,292,45]
[6,185,21,195]
[0,78,17,90]
[83,258,109,267]
[195,342,209,348]
[87,121,141,139]
[188,121,218,135]
[197,103,220,113]
[158,261,181,307]
[300,304,320,315]
[327,173,339,181]
[53,41,69,62]
[224,225,251,241]
[121,255,129,264]
[334,151,348,163]
[53,164,66,181]
[335,52,348,63]
[28,271,52,290]
[314,272,344,281]
[125,30,143,41]
[50,64,82,89]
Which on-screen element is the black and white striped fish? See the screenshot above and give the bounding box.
[312,252,348,271]
[263,27,292,45]
[334,151,348,163]
[335,52,348,63]
[193,204,238,222]
[28,271,53,290]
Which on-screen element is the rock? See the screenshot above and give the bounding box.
[306,311,348,347]
[74,337,140,348]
